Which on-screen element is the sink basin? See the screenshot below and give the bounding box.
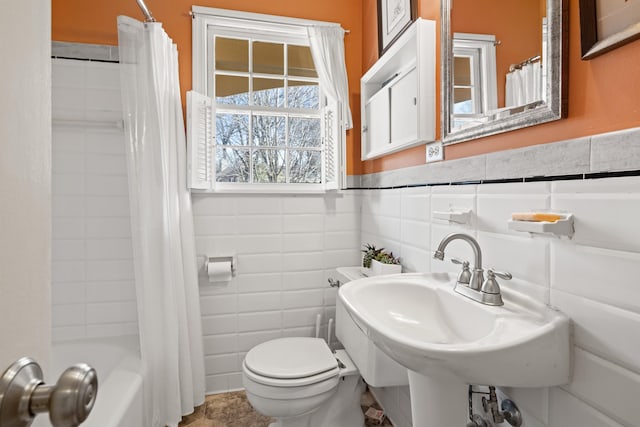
[338,272,570,388]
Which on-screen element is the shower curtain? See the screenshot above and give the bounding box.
[505,62,542,108]
[117,16,205,427]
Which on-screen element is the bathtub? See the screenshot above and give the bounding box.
[51,335,143,427]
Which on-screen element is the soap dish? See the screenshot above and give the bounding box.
[508,213,574,237]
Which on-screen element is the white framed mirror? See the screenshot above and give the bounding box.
[441,0,568,145]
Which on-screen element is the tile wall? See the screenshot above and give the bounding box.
[360,176,640,427]
[192,193,361,393]
[51,58,137,341]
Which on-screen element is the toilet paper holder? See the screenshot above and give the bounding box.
[205,256,236,277]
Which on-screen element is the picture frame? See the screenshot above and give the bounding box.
[579,0,640,60]
[377,0,417,56]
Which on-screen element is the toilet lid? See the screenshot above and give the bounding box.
[244,337,338,379]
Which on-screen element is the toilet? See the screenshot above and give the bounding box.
[242,267,409,427]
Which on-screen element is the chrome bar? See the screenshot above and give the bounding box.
[136,0,156,22]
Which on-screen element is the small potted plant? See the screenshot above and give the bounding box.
[361,244,402,276]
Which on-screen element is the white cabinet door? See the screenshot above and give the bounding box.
[390,67,418,146]
[364,88,390,157]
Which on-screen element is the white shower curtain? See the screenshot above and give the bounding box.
[505,62,542,108]
[117,16,205,427]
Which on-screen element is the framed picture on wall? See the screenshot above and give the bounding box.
[378,0,417,56]
[579,0,640,59]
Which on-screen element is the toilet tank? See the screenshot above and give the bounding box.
[333,267,409,387]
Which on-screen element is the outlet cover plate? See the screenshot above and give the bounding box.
[426,141,444,163]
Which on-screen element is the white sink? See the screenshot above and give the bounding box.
[338,272,571,426]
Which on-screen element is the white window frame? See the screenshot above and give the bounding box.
[191,6,345,193]
[451,33,498,130]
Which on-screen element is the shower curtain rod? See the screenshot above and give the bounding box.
[508,54,541,72]
[136,0,156,22]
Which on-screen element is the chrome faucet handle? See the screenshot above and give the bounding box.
[451,258,471,285]
[488,268,512,281]
[480,269,512,306]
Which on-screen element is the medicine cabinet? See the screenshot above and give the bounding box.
[361,18,436,160]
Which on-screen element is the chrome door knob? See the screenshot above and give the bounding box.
[0,357,98,427]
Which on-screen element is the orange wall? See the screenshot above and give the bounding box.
[361,0,640,174]
[52,0,364,174]
[53,0,640,177]
[453,0,542,108]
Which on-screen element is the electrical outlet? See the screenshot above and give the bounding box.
[426,141,444,163]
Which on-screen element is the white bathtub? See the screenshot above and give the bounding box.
[51,336,143,427]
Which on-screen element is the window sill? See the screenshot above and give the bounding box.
[190,183,334,194]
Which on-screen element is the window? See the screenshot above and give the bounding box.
[451,33,498,131]
[190,7,347,192]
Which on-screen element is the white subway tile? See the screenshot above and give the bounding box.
[551,242,640,313]
[193,216,237,236]
[398,245,430,273]
[237,254,283,274]
[323,249,361,270]
[551,175,640,194]
[53,196,85,217]
[86,281,136,303]
[53,326,87,342]
[203,334,238,355]
[86,218,131,238]
[551,290,640,373]
[85,260,134,281]
[52,60,85,88]
[195,236,238,257]
[85,153,127,176]
[235,273,282,293]
[86,238,132,260]
[52,261,85,283]
[85,196,130,217]
[283,307,324,328]
[53,174,85,196]
[282,195,327,213]
[205,354,239,376]
[282,289,324,309]
[52,86,85,113]
[282,251,325,272]
[283,214,324,233]
[52,239,85,261]
[200,294,238,316]
[552,193,640,253]
[85,175,128,196]
[549,388,623,427]
[202,314,237,336]
[86,301,137,324]
[477,231,550,287]
[400,190,430,222]
[325,212,358,232]
[282,270,324,291]
[283,233,323,252]
[52,283,86,305]
[236,196,282,215]
[237,330,282,352]
[238,293,281,313]
[86,323,138,338]
[53,304,85,327]
[238,311,282,332]
[563,348,640,427]
[237,215,282,235]
[331,193,359,213]
[400,219,430,250]
[324,231,359,251]
[85,88,121,114]
[53,152,85,174]
[53,218,85,239]
[84,130,125,154]
[476,182,550,235]
[85,63,120,89]
[192,195,237,216]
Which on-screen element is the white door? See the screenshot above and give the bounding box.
[0,0,51,375]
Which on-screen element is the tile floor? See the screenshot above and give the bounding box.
[178,389,394,427]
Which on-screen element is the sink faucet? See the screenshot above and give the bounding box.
[433,233,484,291]
[434,233,511,306]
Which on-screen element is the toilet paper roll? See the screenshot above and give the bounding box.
[207,261,232,283]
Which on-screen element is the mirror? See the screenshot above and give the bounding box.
[441,0,568,145]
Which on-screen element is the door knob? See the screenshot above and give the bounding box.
[0,357,98,427]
